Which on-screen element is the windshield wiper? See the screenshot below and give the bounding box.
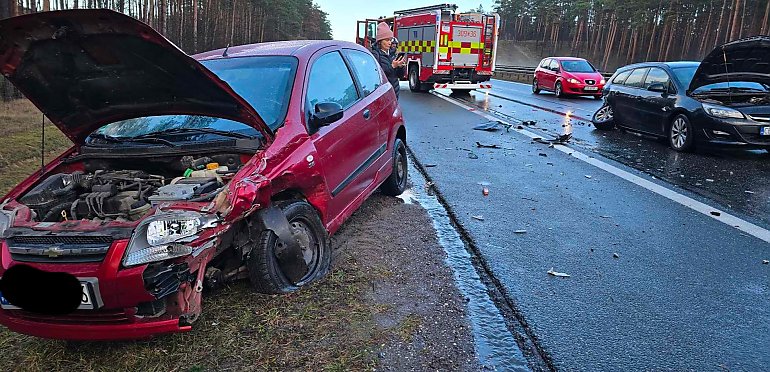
[132,127,257,140]
[88,133,176,147]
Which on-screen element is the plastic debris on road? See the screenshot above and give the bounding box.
[613,253,620,258]
[585,175,592,179]
[468,152,479,159]
[476,141,514,150]
[472,215,485,221]
[482,187,490,196]
[547,268,570,278]
[514,230,526,234]
[763,260,769,265]
[473,121,511,132]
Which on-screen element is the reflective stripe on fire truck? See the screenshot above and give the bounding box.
[397,40,436,53]
[447,41,484,54]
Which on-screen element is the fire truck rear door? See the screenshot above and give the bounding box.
[450,25,482,67]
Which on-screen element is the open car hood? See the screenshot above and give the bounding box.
[688,36,770,94]
[0,10,273,143]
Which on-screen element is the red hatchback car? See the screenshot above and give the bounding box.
[532,57,606,99]
[0,10,407,340]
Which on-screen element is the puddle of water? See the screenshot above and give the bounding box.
[402,162,529,371]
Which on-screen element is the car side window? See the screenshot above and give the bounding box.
[540,59,550,68]
[624,68,649,88]
[306,51,360,111]
[643,67,670,89]
[612,70,632,85]
[343,49,382,97]
[548,60,559,71]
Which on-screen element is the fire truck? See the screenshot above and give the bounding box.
[355,3,499,93]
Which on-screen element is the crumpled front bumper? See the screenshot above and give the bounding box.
[0,309,190,340]
[0,239,197,340]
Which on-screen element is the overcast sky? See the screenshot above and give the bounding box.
[314,1,497,42]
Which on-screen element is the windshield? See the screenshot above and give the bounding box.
[88,56,297,141]
[692,81,770,94]
[671,66,698,86]
[561,60,595,73]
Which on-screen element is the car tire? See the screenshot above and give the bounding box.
[669,114,695,152]
[409,66,427,93]
[532,79,541,94]
[592,104,615,130]
[380,138,408,196]
[555,81,564,98]
[248,200,331,294]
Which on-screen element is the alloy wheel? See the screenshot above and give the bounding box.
[671,117,688,149]
[594,105,613,123]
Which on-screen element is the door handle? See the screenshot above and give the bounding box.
[363,109,371,120]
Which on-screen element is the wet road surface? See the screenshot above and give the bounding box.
[398,81,770,371]
[457,79,770,228]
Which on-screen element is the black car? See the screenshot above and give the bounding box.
[592,36,770,152]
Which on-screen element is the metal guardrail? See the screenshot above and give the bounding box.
[496,64,614,79]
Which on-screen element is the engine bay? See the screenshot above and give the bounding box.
[18,153,246,222]
[694,92,770,107]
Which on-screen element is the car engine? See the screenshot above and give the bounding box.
[18,154,243,222]
[698,93,770,107]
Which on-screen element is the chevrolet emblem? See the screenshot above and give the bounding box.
[43,246,64,258]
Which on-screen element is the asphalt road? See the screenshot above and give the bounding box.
[459,79,770,229]
[399,80,770,371]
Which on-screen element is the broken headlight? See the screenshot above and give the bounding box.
[124,211,216,267]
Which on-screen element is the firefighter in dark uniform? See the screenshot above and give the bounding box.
[372,22,406,99]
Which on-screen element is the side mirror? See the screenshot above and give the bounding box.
[311,102,344,129]
[648,83,667,93]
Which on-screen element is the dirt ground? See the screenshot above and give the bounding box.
[334,194,479,371]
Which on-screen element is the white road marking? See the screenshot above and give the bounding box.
[430,91,770,245]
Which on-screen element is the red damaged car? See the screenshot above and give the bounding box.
[0,10,407,340]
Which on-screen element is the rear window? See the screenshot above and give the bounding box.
[643,68,671,89]
[561,60,596,73]
[611,70,632,84]
[624,68,649,88]
[548,60,559,70]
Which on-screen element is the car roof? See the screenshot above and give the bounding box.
[544,57,588,61]
[616,61,700,71]
[193,40,367,61]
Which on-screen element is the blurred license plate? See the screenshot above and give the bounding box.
[584,86,599,91]
[0,282,96,310]
[761,127,770,136]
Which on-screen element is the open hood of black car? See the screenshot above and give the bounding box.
[0,9,273,144]
[688,36,770,94]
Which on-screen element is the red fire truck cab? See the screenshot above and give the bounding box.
[356,4,499,93]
